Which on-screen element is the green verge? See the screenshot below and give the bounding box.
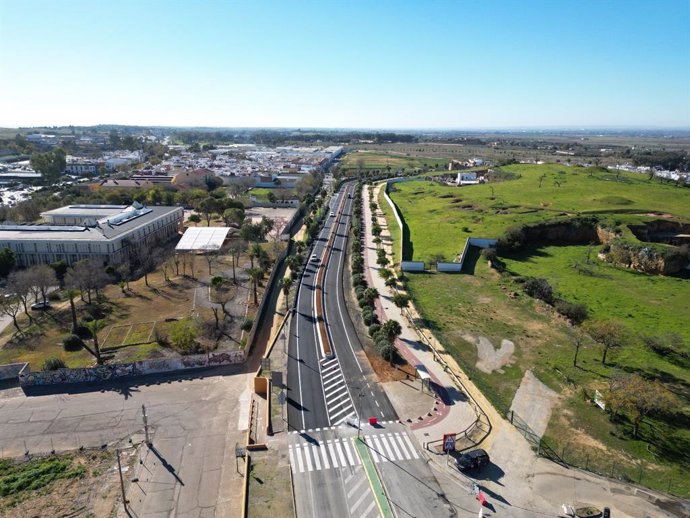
[376,185,402,267]
[353,437,395,518]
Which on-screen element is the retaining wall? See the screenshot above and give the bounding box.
[18,350,245,387]
[0,362,27,381]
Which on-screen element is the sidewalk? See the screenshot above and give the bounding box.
[362,184,477,449]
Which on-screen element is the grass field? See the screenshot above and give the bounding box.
[384,163,690,495]
[503,244,690,342]
[389,164,690,263]
[249,187,296,201]
[340,150,445,173]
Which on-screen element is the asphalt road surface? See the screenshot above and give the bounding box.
[287,182,396,433]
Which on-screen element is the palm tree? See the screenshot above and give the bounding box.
[363,287,379,306]
[376,255,389,268]
[378,268,392,280]
[66,288,80,334]
[373,236,382,249]
[279,277,293,312]
[84,319,106,365]
[249,243,263,269]
[381,319,402,345]
[247,268,264,305]
[385,277,397,289]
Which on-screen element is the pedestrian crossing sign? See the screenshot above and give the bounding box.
[443,433,456,453]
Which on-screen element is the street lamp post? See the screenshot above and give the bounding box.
[357,391,365,439]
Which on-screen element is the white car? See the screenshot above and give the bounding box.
[330,212,335,217]
[310,254,319,262]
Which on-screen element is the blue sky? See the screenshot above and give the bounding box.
[1,0,688,128]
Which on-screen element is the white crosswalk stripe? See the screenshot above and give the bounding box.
[289,431,420,474]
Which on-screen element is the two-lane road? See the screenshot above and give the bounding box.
[287,182,396,433]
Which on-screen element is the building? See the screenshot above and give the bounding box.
[0,203,183,267]
[65,158,99,176]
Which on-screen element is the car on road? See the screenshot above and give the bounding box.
[330,211,335,217]
[30,301,51,310]
[455,449,489,471]
[310,254,319,263]
[348,193,352,198]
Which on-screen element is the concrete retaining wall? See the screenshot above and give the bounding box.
[401,261,425,272]
[382,181,405,263]
[436,262,463,273]
[0,362,28,381]
[18,350,245,387]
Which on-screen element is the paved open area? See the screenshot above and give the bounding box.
[0,367,252,518]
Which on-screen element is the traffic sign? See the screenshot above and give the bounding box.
[442,433,456,453]
[277,391,286,406]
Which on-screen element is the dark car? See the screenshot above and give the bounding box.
[455,449,490,471]
[30,301,51,310]
[603,508,611,518]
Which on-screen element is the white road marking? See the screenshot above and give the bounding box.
[402,433,420,459]
[303,445,313,472]
[334,439,348,467]
[343,438,359,466]
[386,433,403,459]
[327,440,340,468]
[393,433,413,460]
[310,444,321,471]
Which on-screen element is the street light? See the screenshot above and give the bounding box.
[356,389,365,439]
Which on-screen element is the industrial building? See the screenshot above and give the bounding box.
[0,203,183,267]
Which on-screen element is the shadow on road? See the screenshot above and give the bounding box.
[148,444,185,486]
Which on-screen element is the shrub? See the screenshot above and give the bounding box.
[75,325,92,339]
[352,274,364,287]
[241,318,254,332]
[481,247,497,262]
[169,318,199,354]
[497,225,525,251]
[48,291,62,302]
[43,357,66,371]
[554,300,588,324]
[523,277,554,304]
[368,324,381,338]
[62,334,84,352]
[362,311,375,326]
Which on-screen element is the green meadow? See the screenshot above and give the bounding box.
[384,163,690,495]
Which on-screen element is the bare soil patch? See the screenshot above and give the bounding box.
[509,370,559,438]
[0,450,122,518]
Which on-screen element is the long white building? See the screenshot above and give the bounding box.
[0,203,183,267]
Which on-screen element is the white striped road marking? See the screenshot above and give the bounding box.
[347,475,367,499]
[334,439,348,467]
[296,445,305,472]
[402,433,420,459]
[330,407,354,422]
[386,433,403,460]
[362,499,378,517]
[379,434,396,460]
[319,443,330,470]
[367,437,381,463]
[325,384,348,398]
[288,445,297,474]
[310,444,321,471]
[343,438,359,466]
[350,487,370,513]
[393,433,413,460]
[329,397,353,412]
[327,441,340,468]
[303,445,313,472]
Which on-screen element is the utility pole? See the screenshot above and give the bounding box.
[116,448,128,510]
[142,404,151,446]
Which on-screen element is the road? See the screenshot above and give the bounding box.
[287,182,396,433]
[287,183,454,518]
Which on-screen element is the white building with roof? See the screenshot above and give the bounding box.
[0,203,183,267]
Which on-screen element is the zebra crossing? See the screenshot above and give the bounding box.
[289,431,420,474]
[320,357,355,425]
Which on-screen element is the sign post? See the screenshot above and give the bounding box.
[443,433,456,454]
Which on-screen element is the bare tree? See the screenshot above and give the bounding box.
[66,260,109,304]
[0,295,24,335]
[31,265,58,306]
[8,271,35,324]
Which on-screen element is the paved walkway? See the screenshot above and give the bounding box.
[362,185,476,448]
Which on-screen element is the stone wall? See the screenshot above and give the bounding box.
[18,350,245,387]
